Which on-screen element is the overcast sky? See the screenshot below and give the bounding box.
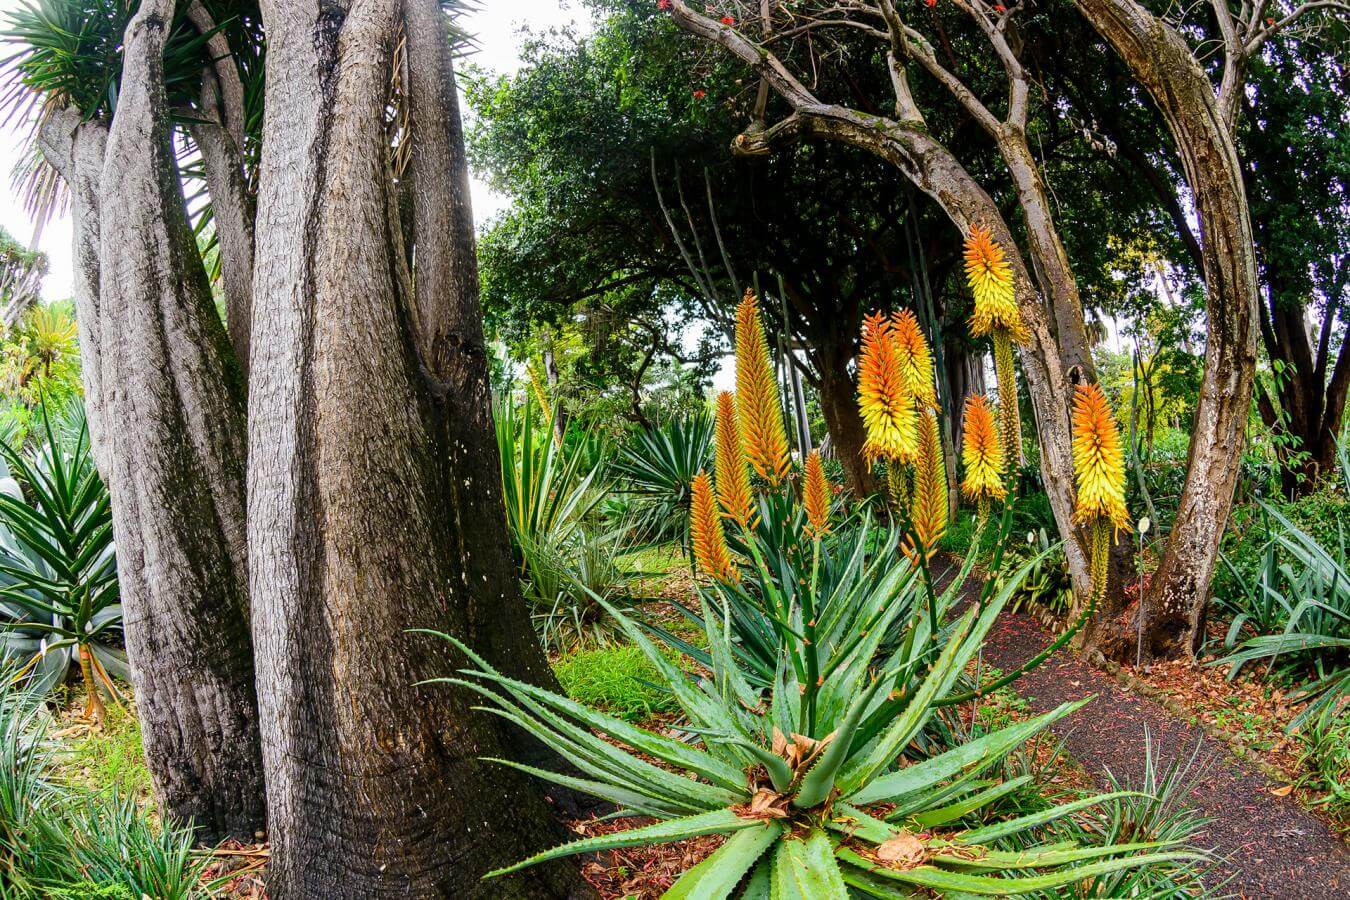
[0,0,594,301]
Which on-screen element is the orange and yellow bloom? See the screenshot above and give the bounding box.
[690,472,738,583]
[960,394,1005,503]
[714,391,755,528]
[907,410,948,560]
[1071,383,1129,534]
[735,291,791,486]
[964,223,1028,344]
[802,450,831,539]
[857,312,918,464]
[891,309,937,411]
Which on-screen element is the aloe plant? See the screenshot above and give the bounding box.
[429,563,1198,897]
[0,405,122,720]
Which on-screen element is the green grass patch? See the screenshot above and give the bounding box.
[616,542,684,577]
[57,704,154,805]
[553,643,678,723]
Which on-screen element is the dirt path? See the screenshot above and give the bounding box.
[965,592,1348,899]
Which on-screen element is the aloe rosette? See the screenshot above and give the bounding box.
[430,564,1197,897]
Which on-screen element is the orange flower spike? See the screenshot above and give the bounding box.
[908,410,948,559]
[890,309,937,410]
[1071,383,1130,534]
[960,394,1006,503]
[857,312,919,464]
[802,450,831,539]
[690,472,738,583]
[964,223,1028,344]
[714,391,755,528]
[734,291,791,485]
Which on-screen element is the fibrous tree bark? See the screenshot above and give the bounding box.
[668,1,1093,599]
[247,1,594,894]
[38,0,265,841]
[1071,0,1267,658]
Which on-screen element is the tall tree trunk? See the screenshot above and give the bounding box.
[815,343,877,496]
[1073,0,1259,659]
[247,2,593,895]
[81,0,263,841]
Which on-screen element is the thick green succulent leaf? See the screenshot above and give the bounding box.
[738,857,772,900]
[836,847,1199,895]
[933,840,1172,871]
[484,809,756,878]
[909,776,1032,829]
[771,829,848,899]
[794,674,888,809]
[847,699,1089,806]
[481,757,689,820]
[662,821,781,900]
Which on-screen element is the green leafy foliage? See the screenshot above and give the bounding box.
[0,404,122,707]
[1213,498,1350,728]
[496,392,635,651]
[0,679,205,898]
[611,411,713,550]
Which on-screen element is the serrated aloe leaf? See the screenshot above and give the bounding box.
[847,699,1090,806]
[839,865,923,898]
[728,738,793,794]
[954,791,1142,845]
[481,757,688,820]
[739,857,772,900]
[836,847,1198,895]
[772,829,849,899]
[828,802,898,843]
[909,776,1032,829]
[794,675,888,809]
[662,821,781,900]
[933,841,1170,871]
[484,809,755,878]
[467,667,747,792]
[836,610,976,795]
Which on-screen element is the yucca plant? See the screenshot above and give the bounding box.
[497,391,635,651]
[0,405,122,721]
[430,566,1196,897]
[610,411,713,550]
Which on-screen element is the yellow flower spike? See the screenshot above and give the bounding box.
[690,472,738,584]
[890,309,937,411]
[905,410,948,561]
[857,312,919,465]
[964,223,1029,345]
[960,394,1006,504]
[1071,383,1130,536]
[992,332,1020,472]
[714,391,755,529]
[735,291,791,486]
[803,450,831,539]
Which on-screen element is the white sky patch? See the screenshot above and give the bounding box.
[0,0,595,301]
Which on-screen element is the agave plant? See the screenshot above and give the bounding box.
[610,412,714,549]
[0,406,122,720]
[431,566,1195,897]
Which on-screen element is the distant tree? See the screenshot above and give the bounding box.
[468,7,980,495]
[0,226,46,330]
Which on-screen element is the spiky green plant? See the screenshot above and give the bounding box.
[611,412,714,550]
[0,404,122,719]
[428,568,1198,897]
